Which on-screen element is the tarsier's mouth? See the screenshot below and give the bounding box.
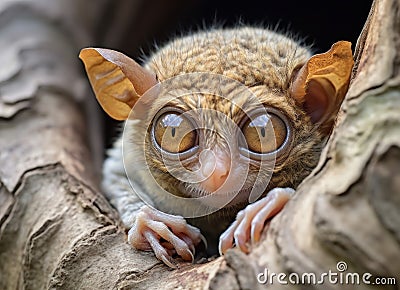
[180,182,266,208]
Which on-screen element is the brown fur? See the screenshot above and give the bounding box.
[119,27,329,252]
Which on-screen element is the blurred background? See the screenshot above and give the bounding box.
[96,0,373,149]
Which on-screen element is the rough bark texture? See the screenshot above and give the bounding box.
[0,0,399,289]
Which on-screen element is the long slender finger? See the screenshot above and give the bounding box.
[160,241,175,250]
[234,201,266,253]
[250,188,294,243]
[143,206,202,245]
[146,220,194,262]
[177,233,196,255]
[218,225,236,255]
[160,241,177,258]
[218,210,245,255]
[143,230,177,268]
[127,224,152,251]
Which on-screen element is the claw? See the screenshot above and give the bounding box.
[234,231,249,253]
[218,239,224,256]
[200,233,208,250]
[161,255,177,269]
[189,244,196,256]
[184,248,195,263]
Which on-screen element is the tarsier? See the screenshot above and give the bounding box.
[79,27,353,268]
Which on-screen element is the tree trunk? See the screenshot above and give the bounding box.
[0,0,398,289]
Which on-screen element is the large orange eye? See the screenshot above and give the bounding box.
[153,112,197,154]
[241,109,289,157]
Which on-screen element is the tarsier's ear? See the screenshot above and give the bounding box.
[289,41,354,135]
[79,48,158,120]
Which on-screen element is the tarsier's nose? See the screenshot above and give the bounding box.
[200,148,231,192]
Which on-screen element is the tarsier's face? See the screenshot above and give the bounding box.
[80,27,353,217]
[138,79,306,210]
[149,95,291,198]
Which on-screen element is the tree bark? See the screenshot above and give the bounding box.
[0,0,398,289]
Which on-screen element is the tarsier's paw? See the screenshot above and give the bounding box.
[219,187,295,255]
[128,205,205,268]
